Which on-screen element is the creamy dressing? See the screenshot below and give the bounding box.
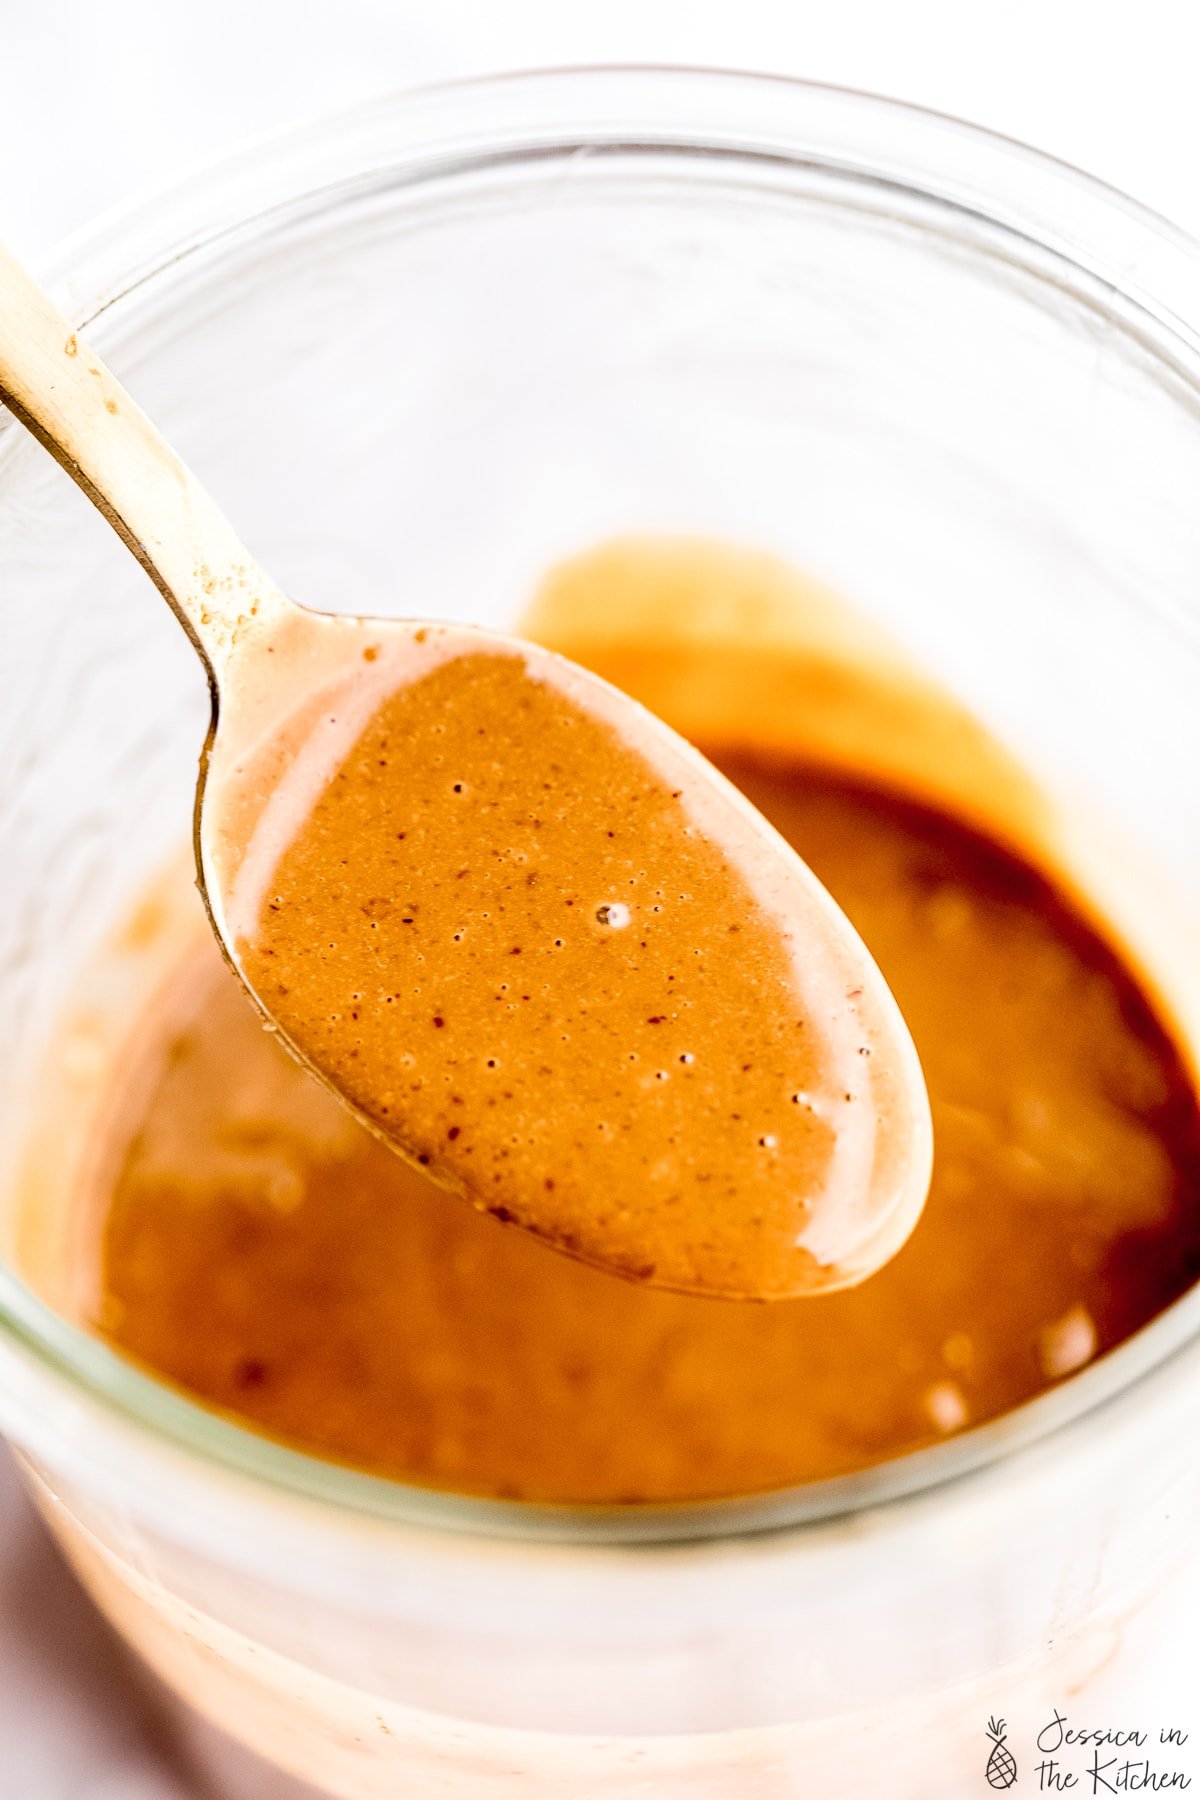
[229,635,930,1299]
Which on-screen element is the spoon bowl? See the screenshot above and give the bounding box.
[0,238,933,1299]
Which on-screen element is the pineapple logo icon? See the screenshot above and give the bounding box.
[986,1716,1017,1789]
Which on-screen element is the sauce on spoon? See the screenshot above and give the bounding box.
[229,635,931,1298]
[0,243,931,1298]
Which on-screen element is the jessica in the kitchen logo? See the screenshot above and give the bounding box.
[986,1710,1193,1792]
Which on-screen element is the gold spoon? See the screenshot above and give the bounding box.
[0,241,932,1301]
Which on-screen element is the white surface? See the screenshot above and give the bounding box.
[8,0,1200,260]
[2,2,1200,1793]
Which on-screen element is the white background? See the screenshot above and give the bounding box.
[3,2,1200,1794]
[9,0,1200,261]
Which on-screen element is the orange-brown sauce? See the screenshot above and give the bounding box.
[234,646,927,1300]
[93,736,1200,1502]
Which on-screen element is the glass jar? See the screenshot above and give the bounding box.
[2,67,1200,1799]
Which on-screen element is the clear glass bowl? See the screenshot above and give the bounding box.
[1,67,1200,1799]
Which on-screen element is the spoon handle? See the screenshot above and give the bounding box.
[0,239,285,685]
